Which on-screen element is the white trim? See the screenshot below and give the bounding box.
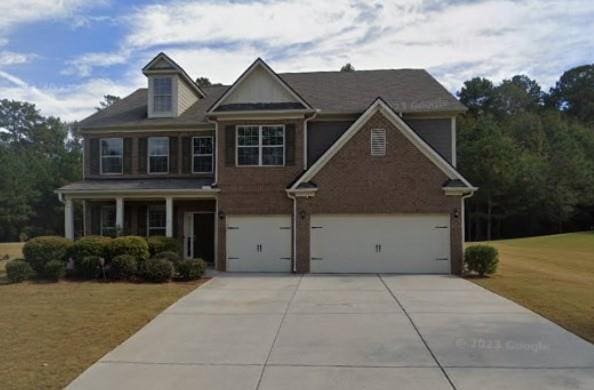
[143,52,205,97]
[209,110,312,118]
[100,137,123,175]
[56,189,219,199]
[191,136,214,174]
[147,136,170,174]
[370,128,386,156]
[81,127,214,134]
[291,99,475,190]
[64,197,74,240]
[451,116,457,167]
[235,124,285,167]
[207,58,312,113]
[146,204,167,237]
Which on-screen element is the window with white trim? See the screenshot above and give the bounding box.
[153,77,173,112]
[100,138,123,174]
[236,125,284,166]
[192,136,213,173]
[370,128,386,156]
[148,137,169,173]
[147,206,166,236]
[100,205,116,236]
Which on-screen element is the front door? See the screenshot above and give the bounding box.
[183,212,215,265]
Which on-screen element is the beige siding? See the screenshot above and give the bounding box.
[177,76,199,115]
[225,65,297,104]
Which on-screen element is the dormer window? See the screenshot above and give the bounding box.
[153,77,173,112]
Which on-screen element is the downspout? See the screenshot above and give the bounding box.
[287,193,298,273]
[207,117,219,186]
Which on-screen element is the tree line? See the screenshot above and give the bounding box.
[0,66,593,242]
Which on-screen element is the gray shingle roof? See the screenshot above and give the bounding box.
[78,69,465,130]
[57,178,214,192]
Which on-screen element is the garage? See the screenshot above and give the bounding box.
[226,215,292,272]
[310,214,451,274]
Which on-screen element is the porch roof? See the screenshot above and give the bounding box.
[57,178,216,194]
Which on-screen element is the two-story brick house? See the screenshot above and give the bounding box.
[57,52,476,274]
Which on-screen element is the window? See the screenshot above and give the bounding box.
[192,136,213,173]
[148,137,169,173]
[236,125,284,166]
[370,128,386,156]
[147,206,166,236]
[100,205,116,236]
[100,138,123,174]
[153,77,173,112]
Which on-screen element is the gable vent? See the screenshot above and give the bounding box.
[370,129,386,156]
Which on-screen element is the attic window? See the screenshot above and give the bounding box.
[153,77,172,112]
[371,129,386,156]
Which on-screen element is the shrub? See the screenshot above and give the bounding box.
[175,258,207,280]
[75,255,102,279]
[147,236,179,256]
[111,255,138,280]
[44,260,66,281]
[111,236,149,262]
[23,236,72,276]
[69,235,112,261]
[141,258,174,283]
[6,259,33,283]
[465,245,499,277]
[153,251,180,264]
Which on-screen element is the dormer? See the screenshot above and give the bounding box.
[143,52,205,118]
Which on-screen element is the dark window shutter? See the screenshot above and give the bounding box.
[181,137,191,173]
[138,137,147,174]
[90,138,100,175]
[285,123,296,166]
[137,206,147,237]
[90,205,101,235]
[225,125,235,166]
[169,136,178,173]
[123,137,132,174]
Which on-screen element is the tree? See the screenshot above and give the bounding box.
[95,95,121,111]
[340,63,355,72]
[547,64,594,124]
[195,77,223,89]
[489,75,543,118]
[457,77,494,115]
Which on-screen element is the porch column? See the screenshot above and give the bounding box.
[165,196,173,237]
[115,197,124,234]
[64,196,74,240]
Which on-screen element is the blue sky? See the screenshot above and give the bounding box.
[0,0,593,121]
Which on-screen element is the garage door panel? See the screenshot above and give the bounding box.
[310,215,450,274]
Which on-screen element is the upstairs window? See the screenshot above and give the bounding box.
[236,125,284,166]
[370,128,386,156]
[153,77,173,112]
[147,206,166,236]
[192,136,213,173]
[100,138,123,174]
[148,137,169,174]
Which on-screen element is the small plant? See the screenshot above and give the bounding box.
[147,236,179,256]
[175,258,207,280]
[6,259,33,283]
[75,255,102,279]
[153,251,180,264]
[111,254,138,280]
[69,236,112,261]
[44,260,66,281]
[111,236,149,262]
[23,236,72,276]
[141,258,174,283]
[465,245,499,277]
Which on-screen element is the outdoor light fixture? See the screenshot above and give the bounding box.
[218,210,225,220]
[299,210,306,219]
[454,208,459,218]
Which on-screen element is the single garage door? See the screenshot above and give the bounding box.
[226,215,292,272]
[310,214,451,274]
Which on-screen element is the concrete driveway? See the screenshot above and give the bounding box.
[69,274,594,390]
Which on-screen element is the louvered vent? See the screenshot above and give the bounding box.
[370,129,386,156]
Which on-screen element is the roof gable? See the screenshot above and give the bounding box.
[142,52,206,98]
[208,58,312,113]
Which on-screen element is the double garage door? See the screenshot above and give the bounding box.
[226,214,451,274]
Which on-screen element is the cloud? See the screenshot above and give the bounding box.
[0,0,104,31]
[0,51,37,66]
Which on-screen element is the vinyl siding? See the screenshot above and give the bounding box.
[405,118,452,163]
[177,76,199,115]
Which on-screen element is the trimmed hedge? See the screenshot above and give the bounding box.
[141,258,174,283]
[6,259,33,283]
[465,245,499,277]
[153,251,180,264]
[44,260,66,281]
[111,254,138,280]
[175,258,206,281]
[23,236,72,276]
[69,235,112,261]
[75,255,102,279]
[147,236,179,256]
[111,236,149,262]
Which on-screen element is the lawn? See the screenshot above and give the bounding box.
[468,232,594,343]
[0,243,206,389]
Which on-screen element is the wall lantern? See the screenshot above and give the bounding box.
[299,210,306,219]
[453,208,459,219]
[218,210,225,220]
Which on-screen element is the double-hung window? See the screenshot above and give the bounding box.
[100,205,116,236]
[192,136,213,173]
[100,138,123,175]
[153,77,173,113]
[148,137,169,174]
[147,206,166,236]
[236,125,284,166]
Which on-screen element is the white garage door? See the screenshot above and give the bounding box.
[226,215,292,272]
[310,214,451,274]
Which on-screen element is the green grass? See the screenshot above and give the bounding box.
[468,232,594,343]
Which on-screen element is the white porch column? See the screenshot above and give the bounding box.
[115,197,124,234]
[165,196,174,237]
[64,197,74,240]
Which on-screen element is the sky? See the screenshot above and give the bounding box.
[0,0,593,122]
